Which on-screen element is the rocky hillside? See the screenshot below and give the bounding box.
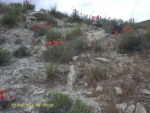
[0,3,150,113]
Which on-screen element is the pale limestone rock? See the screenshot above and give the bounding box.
[95,57,110,62]
[116,103,127,112]
[125,104,135,113]
[115,87,123,95]
[135,103,147,113]
[140,89,150,95]
[96,86,103,92]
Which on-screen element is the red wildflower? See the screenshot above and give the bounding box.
[53,41,58,46]
[9,95,14,99]
[123,24,130,33]
[0,95,4,99]
[48,41,52,46]
[65,41,69,45]
[61,41,64,45]
[38,25,41,29]
[108,41,112,45]
[33,25,37,31]
[57,38,61,42]
[46,24,52,30]
[0,90,3,94]
[45,43,49,47]
[4,89,8,93]
[113,30,118,39]
[146,25,150,30]
[120,42,123,46]
[44,21,48,25]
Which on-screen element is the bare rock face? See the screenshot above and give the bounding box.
[135,103,147,113]
[125,104,135,113]
[116,103,127,113]
[140,89,150,95]
[114,87,123,95]
[96,85,103,92]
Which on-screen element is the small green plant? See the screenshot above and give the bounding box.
[14,39,22,45]
[65,25,83,40]
[46,63,58,79]
[43,44,74,63]
[72,98,91,113]
[70,9,83,23]
[46,30,61,41]
[0,49,10,64]
[119,32,142,53]
[90,65,107,81]
[0,3,8,13]
[51,93,72,111]
[90,40,102,52]
[49,6,69,19]
[13,46,30,57]
[2,9,17,27]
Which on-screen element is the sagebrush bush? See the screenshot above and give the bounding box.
[65,25,83,40]
[72,98,91,113]
[46,63,58,79]
[45,15,57,26]
[0,49,10,64]
[119,32,143,53]
[49,6,69,19]
[2,9,17,27]
[0,3,8,13]
[144,30,150,42]
[46,30,61,41]
[70,9,83,23]
[90,40,102,52]
[71,37,86,53]
[102,19,124,34]
[51,93,72,111]
[90,65,107,81]
[23,4,35,10]
[33,27,47,37]
[13,46,30,57]
[14,39,22,45]
[42,93,72,113]
[43,44,74,63]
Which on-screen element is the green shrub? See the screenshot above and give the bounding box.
[2,9,17,27]
[33,27,47,37]
[90,65,107,81]
[0,3,8,13]
[65,25,83,40]
[46,30,61,41]
[42,93,72,113]
[71,37,86,53]
[119,32,143,53]
[14,39,22,44]
[23,4,35,10]
[72,98,91,113]
[45,14,57,26]
[43,44,74,63]
[144,30,150,42]
[49,6,69,19]
[90,40,102,52]
[51,93,72,111]
[0,49,10,64]
[70,9,83,23]
[13,46,30,57]
[46,63,58,79]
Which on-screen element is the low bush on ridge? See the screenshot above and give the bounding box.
[118,24,150,53]
[2,9,17,27]
[46,63,58,79]
[0,49,10,64]
[41,93,91,113]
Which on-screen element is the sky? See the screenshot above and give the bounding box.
[1,0,150,22]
